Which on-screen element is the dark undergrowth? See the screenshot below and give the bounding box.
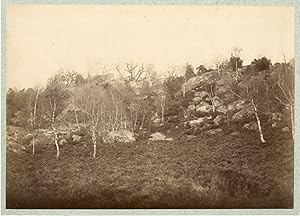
[6,128,293,208]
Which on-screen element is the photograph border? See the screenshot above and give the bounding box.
[1,0,299,215]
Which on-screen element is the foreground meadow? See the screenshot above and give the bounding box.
[6,128,293,209]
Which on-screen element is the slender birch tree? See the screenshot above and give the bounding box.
[45,75,70,157]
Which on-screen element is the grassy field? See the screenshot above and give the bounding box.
[6,128,293,209]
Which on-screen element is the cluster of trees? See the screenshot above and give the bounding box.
[7,51,294,157]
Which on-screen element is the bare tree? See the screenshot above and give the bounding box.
[29,87,42,155]
[116,62,153,83]
[231,76,268,143]
[74,84,106,158]
[212,55,226,77]
[271,54,294,138]
[231,47,243,79]
[57,70,82,131]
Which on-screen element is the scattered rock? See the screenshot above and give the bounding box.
[205,128,223,135]
[282,127,290,132]
[272,112,283,121]
[192,97,202,104]
[200,123,213,131]
[194,91,209,99]
[186,135,196,140]
[105,130,136,143]
[232,105,254,121]
[243,122,258,131]
[149,132,173,141]
[7,143,26,154]
[72,134,81,142]
[230,131,240,136]
[188,104,196,111]
[213,115,223,126]
[189,117,208,128]
[227,99,249,112]
[59,139,67,146]
[196,103,212,113]
[216,105,227,114]
[212,98,223,108]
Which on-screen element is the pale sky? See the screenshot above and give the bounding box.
[7,5,295,89]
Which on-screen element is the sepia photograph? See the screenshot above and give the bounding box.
[4,4,295,210]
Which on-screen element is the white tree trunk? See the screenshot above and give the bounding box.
[91,127,97,158]
[161,106,165,125]
[251,99,266,143]
[33,88,40,127]
[32,136,35,155]
[53,128,60,157]
[31,88,40,155]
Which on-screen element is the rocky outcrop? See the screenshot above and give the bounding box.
[149,132,173,141]
[105,130,136,143]
[182,72,217,92]
[7,126,28,154]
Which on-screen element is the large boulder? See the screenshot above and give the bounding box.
[194,91,209,99]
[192,96,202,105]
[59,138,67,146]
[232,105,254,121]
[7,125,28,142]
[105,130,136,143]
[211,97,223,108]
[227,99,249,113]
[7,142,26,154]
[72,134,81,142]
[204,128,223,135]
[149,132,173,141]
[282,127,290,132]
[216,105,227,114]
[189,117,210,128]
[213,115,223,126]
[188,104,196,112]
[243,122,258,131]
[182,72,216,92]
[196,102,212,113]
[6,126,28,154]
